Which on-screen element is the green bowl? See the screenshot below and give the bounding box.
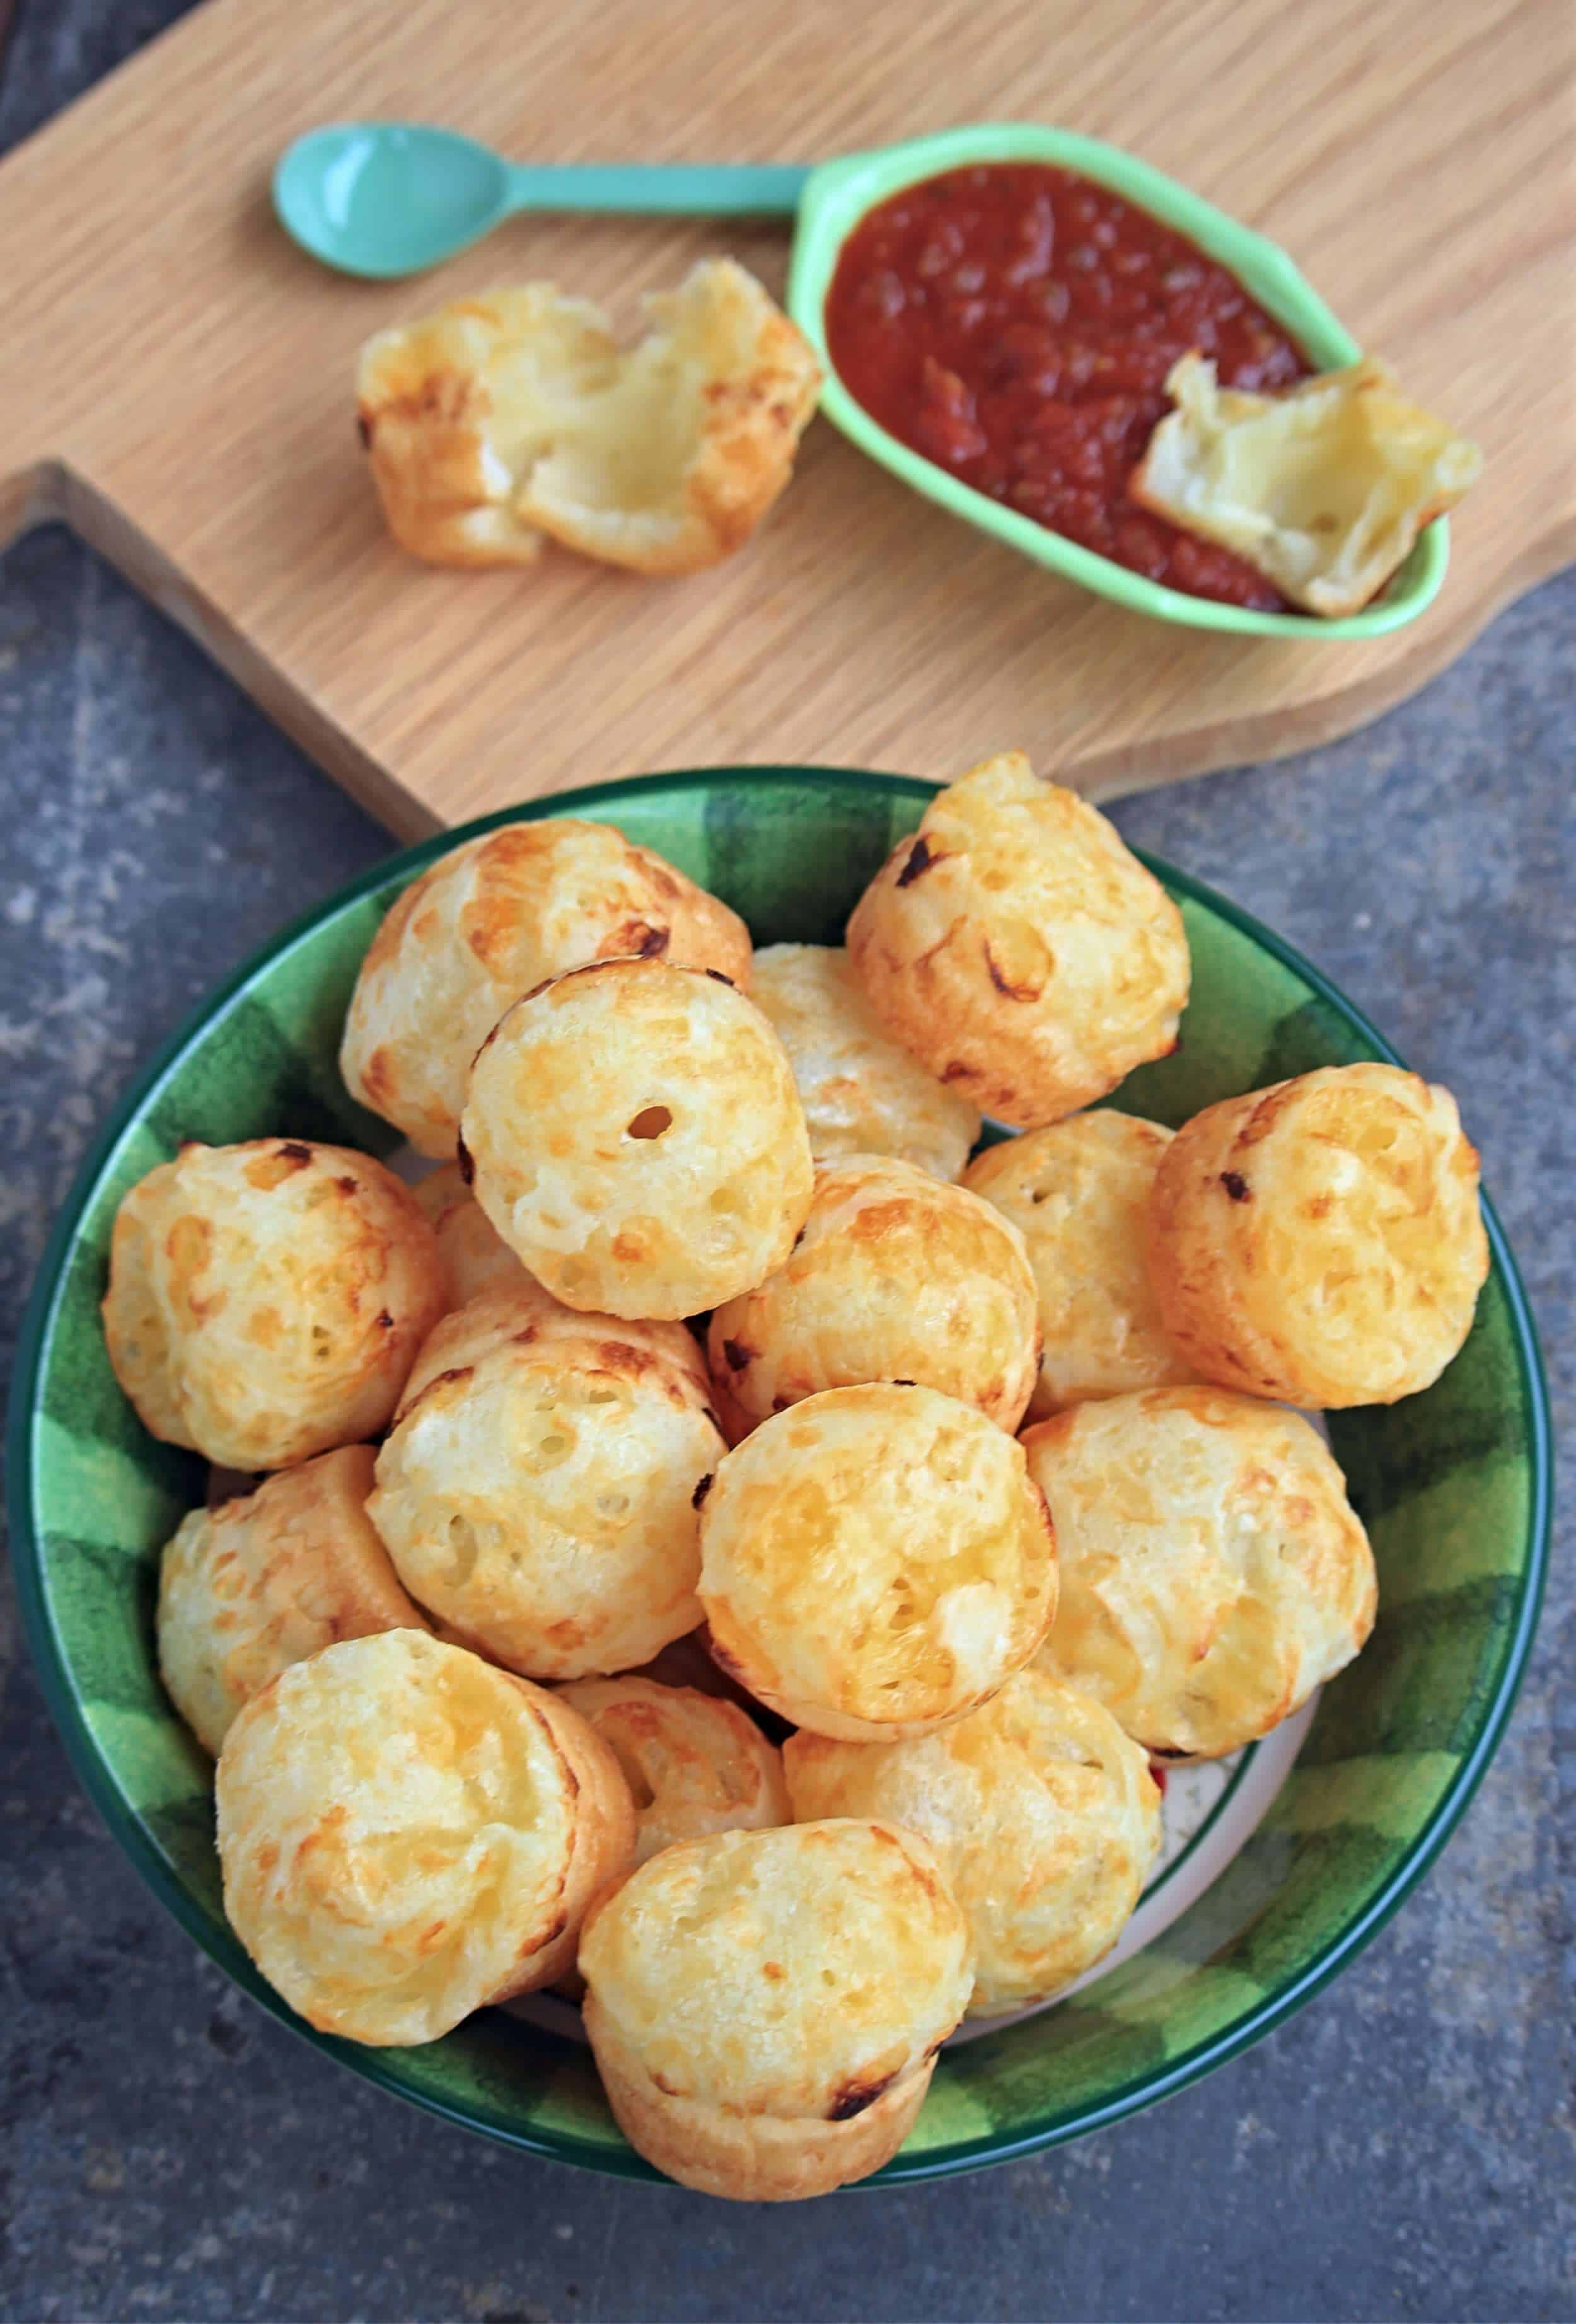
[788,124,1448,639]
[8,768,1547,2183]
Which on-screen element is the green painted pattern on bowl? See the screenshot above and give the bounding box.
[7,768,1549,2183]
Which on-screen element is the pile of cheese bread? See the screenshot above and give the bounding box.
[101,751,1488,2200]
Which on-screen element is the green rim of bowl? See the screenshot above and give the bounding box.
[6,767,1548,2185]
[788,124,1447,639]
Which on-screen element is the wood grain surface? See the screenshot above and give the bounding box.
[0,0,1569,836]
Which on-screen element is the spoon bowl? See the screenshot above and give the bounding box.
[274,124,514,279]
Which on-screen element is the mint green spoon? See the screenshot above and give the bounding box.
[275,118,1444,644]
[273,122,809,280]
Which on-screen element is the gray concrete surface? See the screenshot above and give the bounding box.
[0,4,1571,2318]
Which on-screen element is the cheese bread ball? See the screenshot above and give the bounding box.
[101,1140,446,1471]
[785,1668,1160,2016]
[750,944,980,1179]
[356,260,820,576]
[460,957,814,1319]
[1023,1389,1377,1757]
[558,1677,788,1866]
[579,1820,972,2199]
[340,820,752,1158]
[410,1160,529,1309]
[962,1111,1198,1418]
[370,1283,724,1680]
[698,1384,1055,1740]
[847,752,1190,1128]
[706,1155,1040,1440]
[158,1445,429,1755]
[1148,1063,1489,1408]
[216,1631,635,2045]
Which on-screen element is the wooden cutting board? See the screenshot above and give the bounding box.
[0,0,1569,837]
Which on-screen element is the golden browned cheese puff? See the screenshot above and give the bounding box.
[101,1140,446,1471]
[158,1445,429,1754]
[460,957,814,1319]
[1023,1389,1377,1757]
[216,1631,635,2045]
[1147,1062,1490,1407]
[356,260,820,576]
[706,1155,1040,1440]
[557,1677,789,1866]
[846,752,1189,1129]
[410,1160,529,1309]
[578,1820,972,2199]
[369,1283,725,1681]
[750,944,980,1179]
[785,1667,1160,2016]
[698,1384,1055,1740]
[340,820,751,1159]
[962,1111,1198,1418]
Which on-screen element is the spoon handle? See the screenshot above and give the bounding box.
[502,162,811,218]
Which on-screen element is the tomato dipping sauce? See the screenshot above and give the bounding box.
[825,163,1312,610]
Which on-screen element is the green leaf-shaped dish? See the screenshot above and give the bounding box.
[7,768,1549,2182]
[786,124,1449,639]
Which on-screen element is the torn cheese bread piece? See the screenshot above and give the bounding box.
[357,258,821,575]
[1130,354,1481,617]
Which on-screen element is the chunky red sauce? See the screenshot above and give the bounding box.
[825,163,1312,610]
